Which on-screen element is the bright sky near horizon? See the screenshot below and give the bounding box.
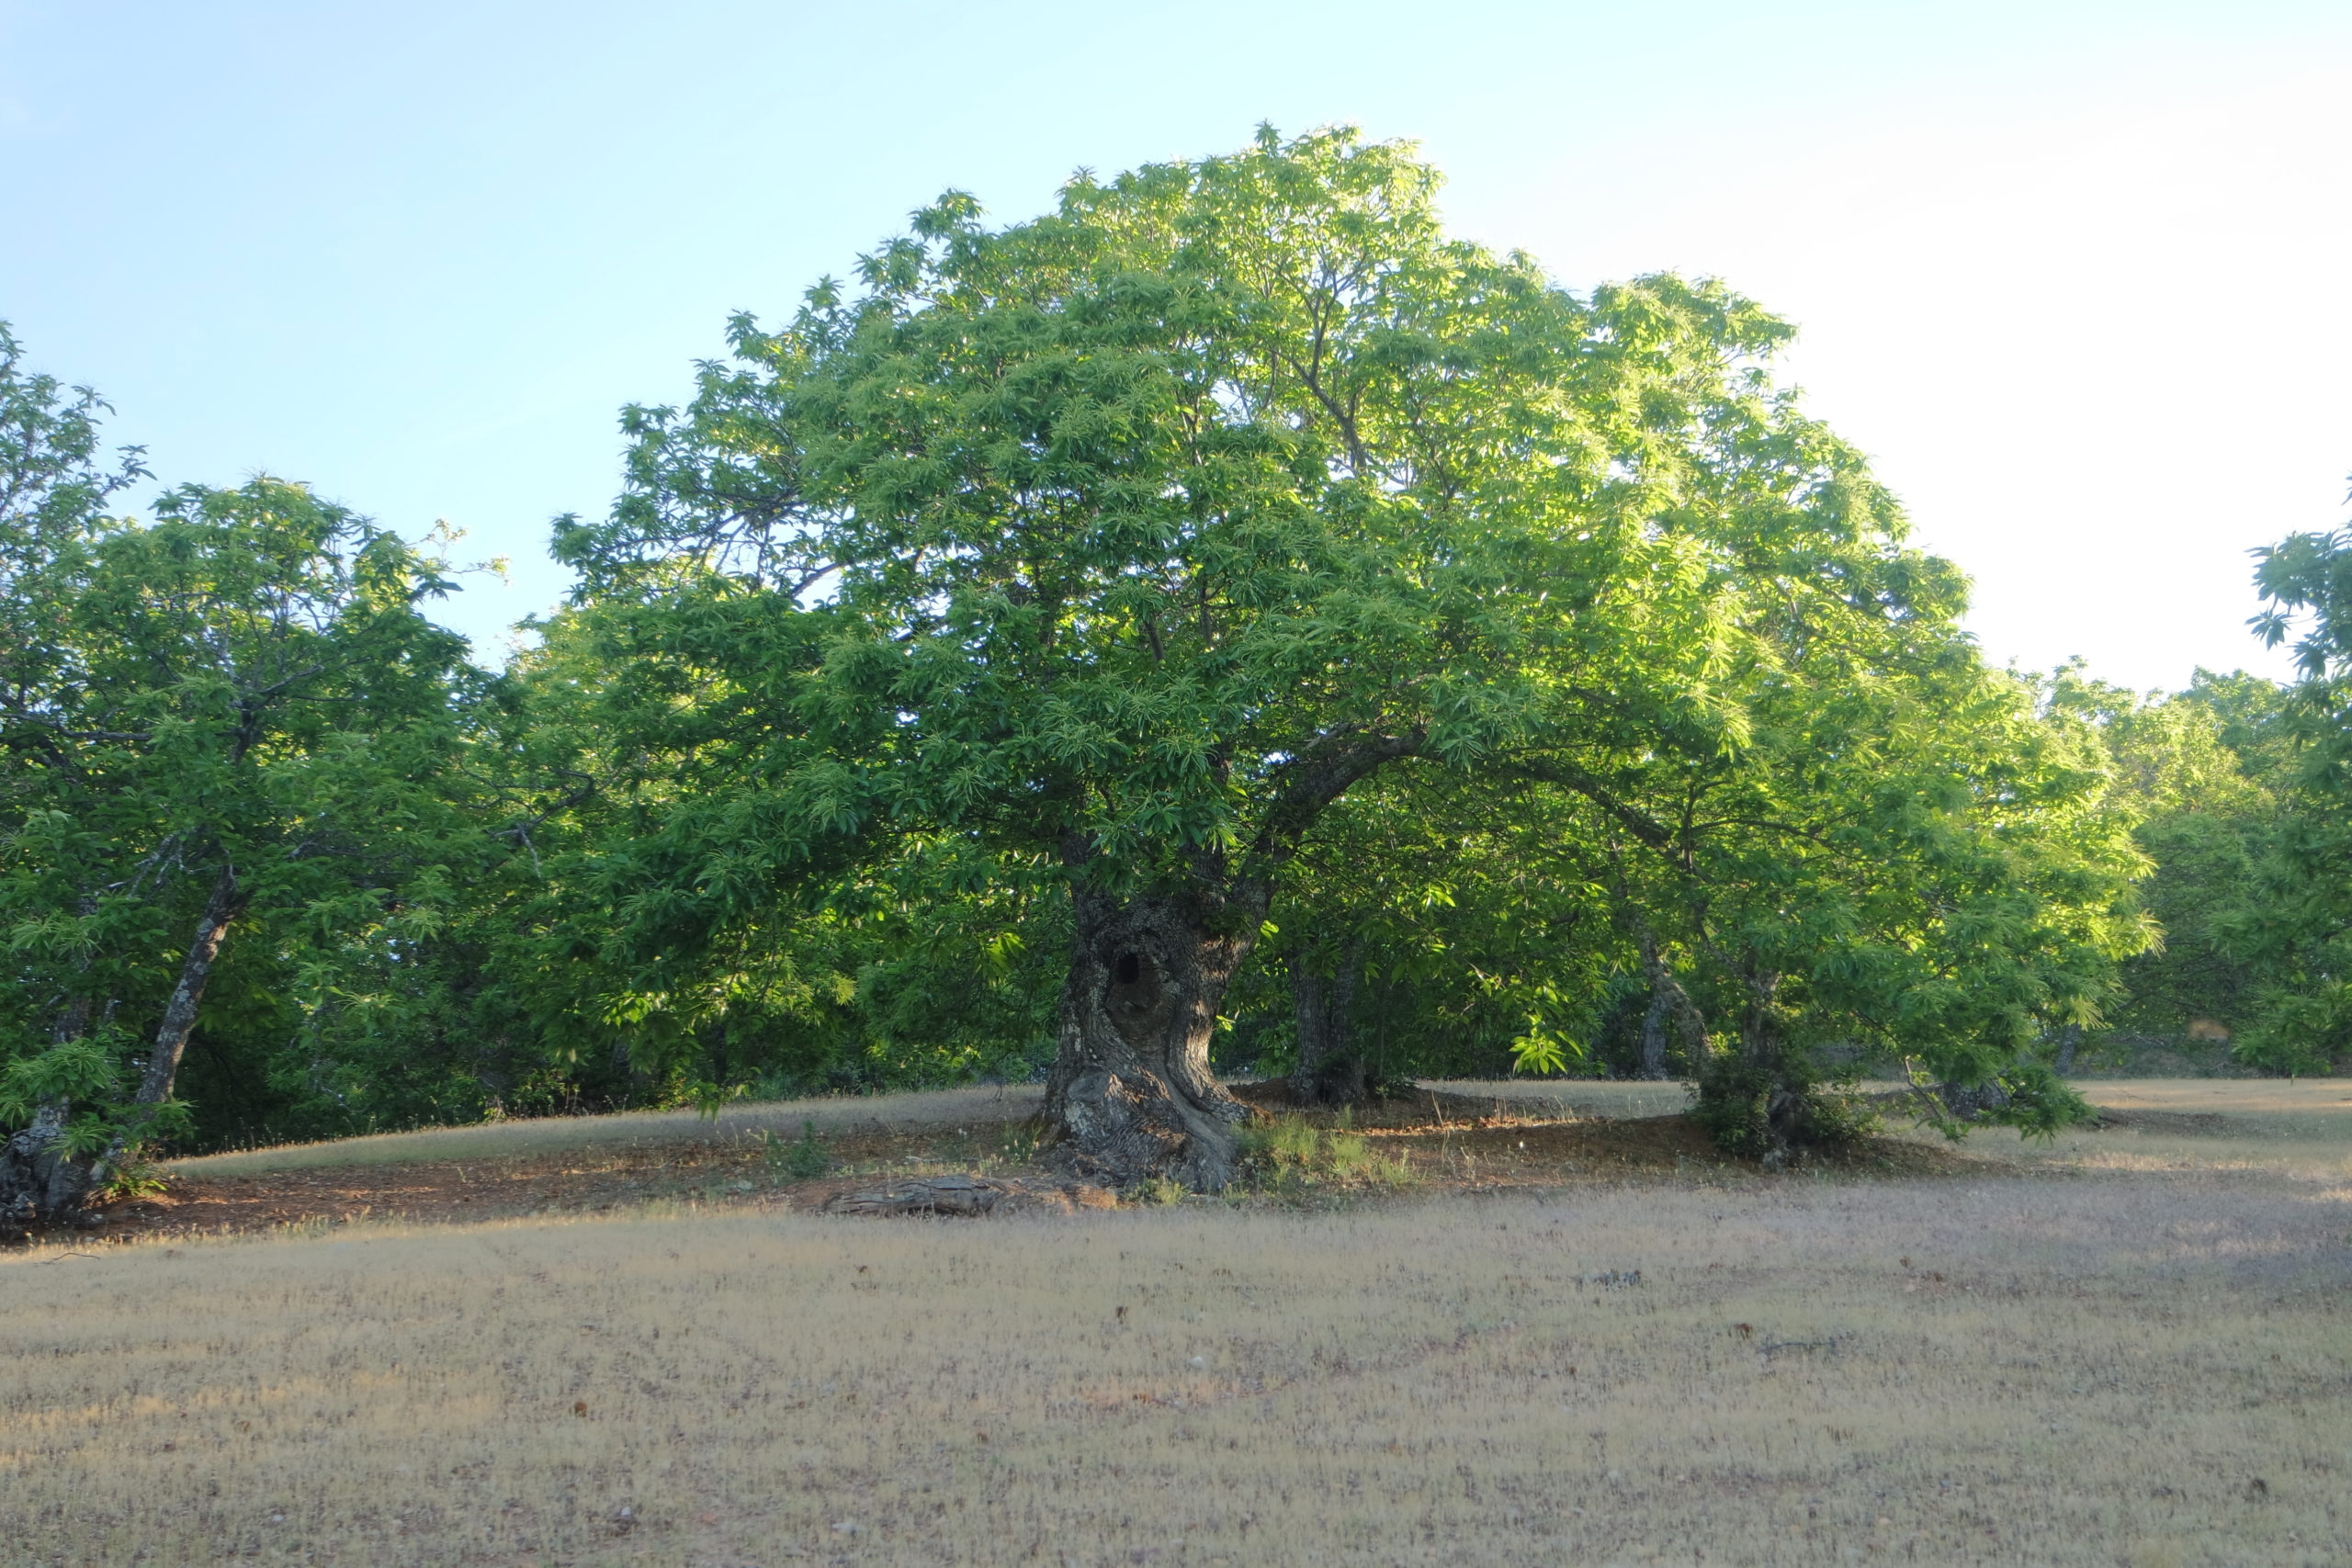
[4,1,2348,691]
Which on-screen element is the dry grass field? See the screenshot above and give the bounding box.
[4,1080,2347,1567]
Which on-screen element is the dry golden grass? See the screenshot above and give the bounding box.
[164,1077,2344,1181]
[1417,1079,1707,1120]
[166,1086,1049,1178]
[151,1076,1758,1181]
[7,1077,2350,1566]
[1961,1079,2352,1190]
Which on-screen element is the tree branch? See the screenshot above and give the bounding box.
[1250,725,1424,864]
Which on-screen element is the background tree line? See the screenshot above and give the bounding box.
[5,131,2346,1214]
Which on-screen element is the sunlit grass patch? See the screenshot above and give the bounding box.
[164,1084,1046,1177]
[1238,1111,1414,1194]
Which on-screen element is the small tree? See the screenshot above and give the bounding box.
[2223,499,2352,1071]
[1,471,479,1227]
[0,323,149,1224]
[2043,667,2279,1057]
[1511,644,2149,1160]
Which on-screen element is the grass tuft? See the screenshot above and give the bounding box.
[1238,1113,1413,1193]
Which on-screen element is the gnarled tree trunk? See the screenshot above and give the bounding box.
[1,1100,85,1240]
[1937,1077,2013,1121]
[1043,728,1423,1190]
[1,998,98,1239]
[1044,886,1259,1190]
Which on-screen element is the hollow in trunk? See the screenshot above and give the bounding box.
[1044,888,1257,1190]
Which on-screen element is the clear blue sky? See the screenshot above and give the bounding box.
[5,0,2348,688]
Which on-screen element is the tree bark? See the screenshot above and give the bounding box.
[1634,931,1706,1081]
[1938,1077,2012,1121]
[76,865,243,1204]
[1042,728,1420,1189]
[1636,987,1672,1080]
[1044,886,1258,1190]
[6,864,243,1237]
[0,1100,83,1239]
[1,973,105,1235]
[2052,1022,2082,1077]
[1329,947,1363,1102]
[132,866,240,1110]
[1693,968,1820,1168]
[1290,949,1329,1095]
[1634,931,1673,1081]
[1736,987,1808,1168]
[1289,940,1367,1107]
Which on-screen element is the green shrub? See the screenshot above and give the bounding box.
[759,1121,831,1181]
[1128,1174,1188,1206]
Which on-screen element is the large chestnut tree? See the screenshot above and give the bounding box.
[560,129,2034,1186]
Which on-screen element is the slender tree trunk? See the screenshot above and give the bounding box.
[133,865,241,1110]
[89,865,242,1200]
[1045,885,1258,1190]
[1634,930,1704,1081]
[1289,948,1329,1100]
[2053,1022,2082,1077]
[1289,939,1368,1107]
[4,870,242,1235]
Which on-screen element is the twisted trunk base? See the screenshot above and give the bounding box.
[0,1102,96,1240]
[1045,888,1258,1190]
[1937,1077,2015,1121]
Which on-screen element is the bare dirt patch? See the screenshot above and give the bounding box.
[2086,1106,2233,1135]
[96,1119,978,1241]
[71,1081,1999,1244]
